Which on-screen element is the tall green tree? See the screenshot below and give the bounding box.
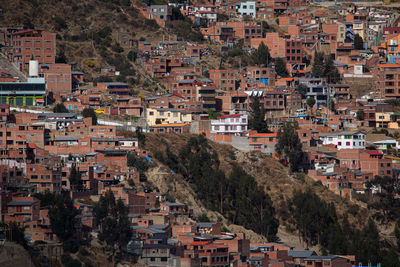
[252,42,271,67]
[69,164,82,190]
[312,52,325,78]
[49,194,79,242]
[296,84,308,99]
[82,108,98,125]
[94,190,131,258]
[275,122,303,172]
[249,97,269,133]
[275,58,289,77]
[323,56,340,83]
[354,34,364,50]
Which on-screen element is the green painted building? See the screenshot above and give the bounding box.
[0,79,46,106]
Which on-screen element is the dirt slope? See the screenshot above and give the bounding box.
[142,133,373,249]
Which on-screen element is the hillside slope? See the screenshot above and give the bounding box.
[0,0,165,87]
[141,133,376,250]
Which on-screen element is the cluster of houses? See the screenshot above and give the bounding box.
[1,0,400,266]
[0,103,361,266]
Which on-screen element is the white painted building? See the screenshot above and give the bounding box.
[319,131,366,150]
[235,1,256,18]
[211,114,248,135]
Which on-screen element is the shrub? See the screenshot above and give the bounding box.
[86,61,95,68]
[79,246,89,256]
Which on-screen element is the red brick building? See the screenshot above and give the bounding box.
[4,196,40,225]
[42,63,72,101]
[12,29,56,71]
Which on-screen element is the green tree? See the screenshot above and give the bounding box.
[354,34,364,50]
[127,153,148,172]
[82,108,97,125]
[306,97,316,109]
[127,50,137,62]
[49,194,79,242]
[207,109,221,120]
[328,99,335,112]
[296,84,308,99]
[171,6,185,20]
[323,56,340,83]
[252,42,271,67]
[94,191,131,260]
[0,222,27,247]
[381,248,400,267]
[249,97,269,133]
[275,58,288,77]
[53,103,68,113]
[69,164,82,190]
[135,127,146,147]
[312,52,325,78]
[395,219,400,249]
[276,122,303,172]
[197,213,211,222]
[357,109,364,120]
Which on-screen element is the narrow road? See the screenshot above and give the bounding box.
[0,51,27,82]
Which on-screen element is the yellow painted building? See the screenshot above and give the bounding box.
[353,21,367,41]
[146,108,192,126]
[376,112,392,128]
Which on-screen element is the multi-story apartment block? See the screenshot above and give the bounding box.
[319,131,366,150]
[12,29,56,71]
[211,114,248,135]
[41,63,72,101]
[236,1,256,18]
[299,78,332,108]
[209,69,240,92]
[146,5,172,21]
[375,63,400,99]
[251,33,303,63]
[26,162,62,193]
[4,196,40,225]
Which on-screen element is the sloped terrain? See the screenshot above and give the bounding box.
[0,0,165,85]
[142,133,373,249]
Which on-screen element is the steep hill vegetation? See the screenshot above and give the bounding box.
[137,133,400,263]
[0,0,164,86]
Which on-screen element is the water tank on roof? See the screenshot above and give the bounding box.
[29,60,39,77]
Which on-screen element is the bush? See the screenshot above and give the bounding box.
[197,213,210,222]
[145,19,159,29]
[79,246,89,256]
[63,240,79,253]
[112,43,124,53]
[127,51,137,62]
[294,173,305,183]
[165,193,175,202]
[61,254,82,267]
[55,16,67,31]
[86,61,95,68]
[53,103,68,113]
[313,180,323,187]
